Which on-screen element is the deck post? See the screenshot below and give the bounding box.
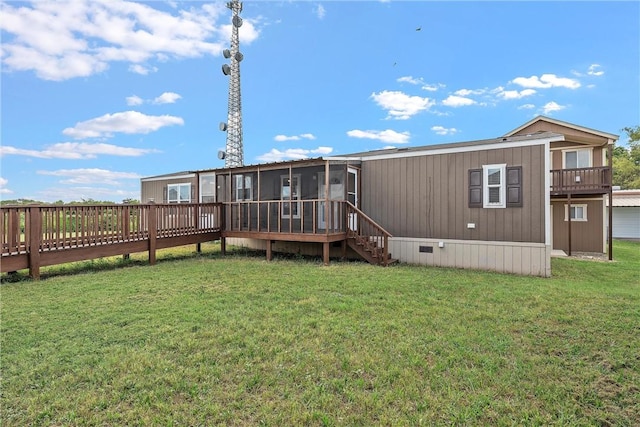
[607,143,613,260]
[220,203,226,255]
[567,194,572,256]
[383,235,389,266]
[324,161,330,234]
[266,239,272,261]
[28,206,42,280]
[123,205,130,259]
[148,203,157,265]
[341,239,347,259]
[322,241,330,266]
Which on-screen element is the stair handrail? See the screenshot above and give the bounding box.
[345,201,392,265]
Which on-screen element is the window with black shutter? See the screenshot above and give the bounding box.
[468,169,482,208]
[506,166,522,207]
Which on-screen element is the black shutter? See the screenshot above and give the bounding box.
[506,166,522,208]
[191,184,196,202]
[162,186,167,203]
[468,169,482,208]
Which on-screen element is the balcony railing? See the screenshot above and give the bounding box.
[550,166,611,195]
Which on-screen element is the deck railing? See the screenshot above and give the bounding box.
[550,167,611,194]
[225,199,346,234]
[1,203,222,278]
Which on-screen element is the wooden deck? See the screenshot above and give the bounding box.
[1,200,394,279]
[1,203,222,279]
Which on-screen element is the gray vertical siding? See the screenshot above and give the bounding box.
[360,145,546,243]
[388,238,551,277]
[141,176,197,204]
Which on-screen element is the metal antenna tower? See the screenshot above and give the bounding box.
[219,0,244,167]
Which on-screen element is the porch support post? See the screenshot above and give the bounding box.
[607,143,613,260]
[257,166,261,231]
[266,239,272,261]
[289,165,293,234]
[28,206,42,280]
[324,161,330,234]
[567,194,572,256]
[341,239,347,259]
[323,241,330,266]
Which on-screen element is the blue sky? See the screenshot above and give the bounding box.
[1,0,639,202]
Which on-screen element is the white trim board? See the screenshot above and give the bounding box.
[141,174,196,182]
[327,135,564,162]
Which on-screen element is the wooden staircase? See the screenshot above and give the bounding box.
[345,202,397,266]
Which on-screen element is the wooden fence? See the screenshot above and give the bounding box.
[1,203,222,279]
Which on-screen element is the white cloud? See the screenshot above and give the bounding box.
[0,177,13,195]
[1,1,260,81]
[497,88,536,100]
[346,129,410,144]
[397,76,425,85]
[153,92,182,104]
[62,111,184,138]
[370,90,435,120]
[422,83,445,92]
[256,146,333,162]
[126,95,144,106]
[431,126,458,136]
[37,168,141,185]
[518,103,536,110]
[454,88,486,96]
[587,64,604,76]
[0,142,159,159]
[511,74,580,89]
[128,64,158,75]
[314,4,326,19]
[274,133,316,142]
[441,95,476,107]
[541,101,566,115]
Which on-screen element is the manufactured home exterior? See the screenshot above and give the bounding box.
[142,132,563,276]
[505,116,617,255]
[332,133,559,276]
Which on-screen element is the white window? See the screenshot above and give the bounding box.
[564,204,588,221]
[482,164,506,208]
[234,175,252,201]
[281,174,301,219]
[167,183,191,203]
[563,149,592,169]
[199,173,216,203]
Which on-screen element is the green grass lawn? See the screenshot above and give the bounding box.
[2,241,639,426]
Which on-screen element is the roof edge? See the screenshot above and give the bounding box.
[504,115,619,141]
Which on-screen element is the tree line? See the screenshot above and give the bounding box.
[0,198,140,206]
[613,126,640,189]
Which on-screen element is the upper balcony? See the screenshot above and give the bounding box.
[550,166,611,196]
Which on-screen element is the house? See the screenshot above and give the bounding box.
[142,131,565,277]
[504,116,617,256]
[607,190,640,239]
